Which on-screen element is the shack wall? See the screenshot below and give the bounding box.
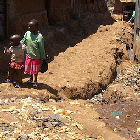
[6,0,107,36]
[47,0,107,24]
[7,0,48,36]
[114,0,124,13]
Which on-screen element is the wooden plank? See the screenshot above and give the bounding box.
[120,0,136,2]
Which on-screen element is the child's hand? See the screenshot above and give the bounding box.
[4,47,8,54]
[4,47,11,55]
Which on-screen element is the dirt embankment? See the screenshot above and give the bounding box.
[41,21,134,99]
[0,16,134,100]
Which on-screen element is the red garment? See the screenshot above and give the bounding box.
[24,56,41,75]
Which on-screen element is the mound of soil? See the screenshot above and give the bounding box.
[41,22,133,99]
[0,19,133,100]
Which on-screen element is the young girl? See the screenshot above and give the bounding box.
[21,19,46,87]
[4,35,25,88]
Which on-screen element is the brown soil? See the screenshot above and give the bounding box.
[96,99,140,140]
[0,13,139,139]
[0,21,133,100]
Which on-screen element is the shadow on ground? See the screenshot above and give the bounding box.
[22,82,58,96]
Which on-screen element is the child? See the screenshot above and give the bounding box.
[21,19,46,87]
[4,34,26,88]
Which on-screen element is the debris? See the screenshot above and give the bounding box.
[72,122,83,130]
[137,127,140,136]
[43,138,50,140]
[97,136,104,140]
[0,99,9,105]
[48,114,64,127]
[111,111,123,116]
[49,99,56,102]
[0,106,17,112]
[115,116,120,119]
[69,101,80,105]
[17,135,28,140]
[115,68,121,79]
[127,50,134,61]
[54,108,73,116]
[91,94,103,103]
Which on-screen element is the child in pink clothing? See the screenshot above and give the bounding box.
[4,35,26,88]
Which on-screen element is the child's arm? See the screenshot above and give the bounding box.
[22,44,26,51]
[20,32,28,45]
[38,35,46,60]
[4,47,12,55]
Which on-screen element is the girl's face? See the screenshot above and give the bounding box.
[28,22,36,33]
[10,39,15,46]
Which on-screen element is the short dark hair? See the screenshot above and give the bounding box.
[10,34,21,40]
[30,19,39,26]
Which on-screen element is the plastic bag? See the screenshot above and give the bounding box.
[40,59,48,73]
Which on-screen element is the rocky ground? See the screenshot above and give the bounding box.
[0,13,139,139]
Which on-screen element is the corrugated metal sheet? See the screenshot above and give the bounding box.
[120,0,136,2]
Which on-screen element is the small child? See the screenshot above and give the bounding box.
[4,34,26,88]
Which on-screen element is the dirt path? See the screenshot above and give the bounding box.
[0,18,138,139]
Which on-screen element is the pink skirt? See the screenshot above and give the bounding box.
[24,56,41,75]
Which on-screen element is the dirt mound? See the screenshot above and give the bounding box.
[0,21,133,100]
[41,22,134,99]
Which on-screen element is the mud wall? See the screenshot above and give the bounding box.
[107,0,115,7]
[6,0,107,35]
[46,0,107,25]
[7,0,48,36]
[114,0,124,13]
[46,0,71,24]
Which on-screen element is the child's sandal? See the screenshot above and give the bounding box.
[14,83,20,88]
[33,82,38,88]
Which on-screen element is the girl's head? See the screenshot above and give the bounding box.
[10,35,21,46]
[28,19,39,33]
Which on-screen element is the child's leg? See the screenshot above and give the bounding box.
[7,68,15,82]
[30,75,33,81]
[27,75,33,83]
[16,69,23,84]
[33,74,38,83]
